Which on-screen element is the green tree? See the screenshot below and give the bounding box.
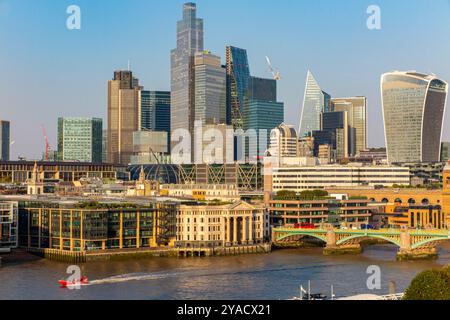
[404,268,450,300]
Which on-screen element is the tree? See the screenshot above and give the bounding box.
[404,268,450,300]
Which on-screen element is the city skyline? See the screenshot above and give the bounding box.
[1,0,450,159]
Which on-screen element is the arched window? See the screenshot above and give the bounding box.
[394,198,402,204]
[422,199,429,205]
[408,198,416,204]
[381,198,389,203]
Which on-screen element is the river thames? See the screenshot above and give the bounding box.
[1,243,450,300]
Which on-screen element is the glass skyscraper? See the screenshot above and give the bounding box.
[194,51,227,126]
[242,77,284,160]
[226,46,251,129]
[381,71,448,163]
[0,120,10,161]
[171,2,203,153]
[299,70,330,138]
[58,117,103,163]
[331,97,367,156]
[153,92,171,134]
[140,90,171,143]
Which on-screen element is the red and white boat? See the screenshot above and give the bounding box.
[58,276,89,288]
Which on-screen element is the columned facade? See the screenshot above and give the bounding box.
[176,201,266,248]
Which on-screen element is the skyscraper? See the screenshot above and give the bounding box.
[57,117,103,163]
[140,90,171,149]
[171,2,204,154]
[321,111,350,160]
[243,77,284,160]
[381,71,448,163]
[0,120,10,161]
[299,71,330,138]
[331,97,367,156]
[140,91,171,132]
[108,70,141,165]
[441,142,450,162]
[226,46,251,129]
[194,51,227,126]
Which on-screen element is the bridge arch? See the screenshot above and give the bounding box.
[275,232,327,244]
[411,238,450,250]
[336,234,401,247]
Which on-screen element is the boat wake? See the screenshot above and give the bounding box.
[88,272,176,286]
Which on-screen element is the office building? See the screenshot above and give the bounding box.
[140,91,171,132]
[0,120,10,161]
[160,184,240,202]
[131,131,169,165]
[0,161,128,184]
[171,2,204,154]
[381,71,448,163]
[226,46,251,129]
[57,117,103,163]
[108,70,141,165]
[194,123,234,164]
[102,129,108,163]
[266,164,411,193]
[331,97,367,156]
[0,201,18,252]
[242,77,284,160]
[441,142,450,162]
[267,124,299,160]
[321,111,350,160]
[385,204,445,229]
[299,71,330,138]
[18,199,178,251]
[194,51,227,126]
[268,197,371,229]
[176,201,268,248]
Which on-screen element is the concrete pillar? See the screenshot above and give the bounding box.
[233,217,238,245]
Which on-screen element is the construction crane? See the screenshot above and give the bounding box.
[40,125,50,161]
[265,56,281,81]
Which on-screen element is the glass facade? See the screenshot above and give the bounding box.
[194,51,227,126]
[0,120,10,161]
[441,142,450,162]
[299,71,330,138]
[171,2,204,153]
[140,90,171,149]
[246,77,277,102]
[331,97,367,156]
[243,100,284,158]
[381,71,448,163]
[226,46,251,129]
[58,118,103,163]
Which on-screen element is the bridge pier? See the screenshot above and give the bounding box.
[323,227,362,255]
[397,248,438,261]
[323,244,362,256]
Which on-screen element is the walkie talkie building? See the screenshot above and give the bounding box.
[381,71,448,164]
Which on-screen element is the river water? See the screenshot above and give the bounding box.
[1,243,450,300]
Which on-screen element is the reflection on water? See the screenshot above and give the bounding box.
[1,243,449,300]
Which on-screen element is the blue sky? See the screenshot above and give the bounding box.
[1,0,450,159]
